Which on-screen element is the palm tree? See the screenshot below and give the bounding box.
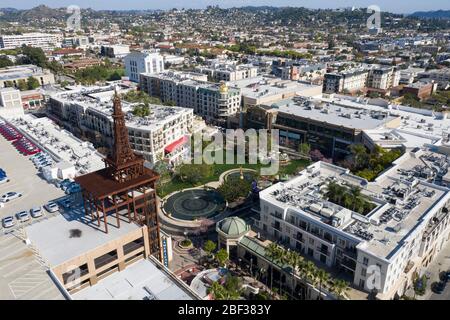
[325,181,340,202]
[265,243,281,291]
[316,269,330,300]
[332,279,349,300]
[349,186,362,211]
[288,251,305,299]
[304,261,318,285]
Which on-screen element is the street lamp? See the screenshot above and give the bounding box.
[250,258,253,278]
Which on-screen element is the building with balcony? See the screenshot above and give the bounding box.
[48,85,194,166]
[254,155,450,300]
[140,71,241,126]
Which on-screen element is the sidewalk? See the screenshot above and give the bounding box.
[416,242,450,300]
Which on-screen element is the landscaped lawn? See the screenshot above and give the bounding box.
[157,159,310,198]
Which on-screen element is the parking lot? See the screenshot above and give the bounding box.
[0,133,66,230]
[0,233,64,299]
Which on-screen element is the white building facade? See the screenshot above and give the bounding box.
[124,51,165,83]
[0,33,61,51]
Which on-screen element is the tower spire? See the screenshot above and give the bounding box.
[104,90,143,181]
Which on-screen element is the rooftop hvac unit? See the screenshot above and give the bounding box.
[331,217,341,227]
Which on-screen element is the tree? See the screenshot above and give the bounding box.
[0,56,14,68]
[265,243,282,291]
[203,240,216,257]
[208,281,240,300]
[215,248,229,267]
[19,46,47,67]
[309,149,326,162]
[316,269,330,300]
[177,163,212,185]
[16,79,28,91]
[27,76,40,90]
[298,143,311,157]
[332,279,349,300]
[218,177,252,202]
[4,80,14,88]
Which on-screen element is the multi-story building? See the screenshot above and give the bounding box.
[230,76,322,110]
[0,33,62,51]
[245,96,399,159]
[323,69,369,94]
[324,67,401,94]
[255,154,450,300]
[140,71,241,126]
[0,65,55,89]
[195,63,258,82]
[418,69,450,90]
[48,85,194,166]
[100,44,130,58]
[124,51,165,83]
[367,67,400,90]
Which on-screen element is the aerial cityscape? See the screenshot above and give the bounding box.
[1,0,450,304]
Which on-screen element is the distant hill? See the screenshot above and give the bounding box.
[410,10,450,20]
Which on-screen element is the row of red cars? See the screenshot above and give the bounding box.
[0,123,41,156]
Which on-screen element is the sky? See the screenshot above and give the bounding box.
[1,0,449,14]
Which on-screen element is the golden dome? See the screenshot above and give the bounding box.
[219,82,228,93]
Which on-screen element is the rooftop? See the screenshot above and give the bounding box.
[26,210,142,266]
[50,85,193,132]
[9,114,105,175]
[260,160,450,260]
[230,76,321,100]
[269,97,397,130]
[72,258,197,300]
[321,95,450,141]
[0,64,51,81]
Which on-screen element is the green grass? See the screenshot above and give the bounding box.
[157,159,310,198]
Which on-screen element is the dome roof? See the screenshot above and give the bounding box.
[218,217,248,237]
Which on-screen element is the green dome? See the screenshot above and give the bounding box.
[218,217,248,236]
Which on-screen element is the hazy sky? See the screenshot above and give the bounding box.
[1,0,449,14]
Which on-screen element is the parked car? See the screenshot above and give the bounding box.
[16,210,30,222]
[44,201,59,213]
[2,216,15,228]
[59,198,72,209]
[0,176,10,184]
[30,206,43,218]
[0,192,22,202]
[432,281,446,294]
[66,184,81,194]
[59,179,72,190]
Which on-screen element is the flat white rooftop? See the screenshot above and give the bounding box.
[72,258,195,300]
[26,211,141,266]
[9,114,105,175]
[51,85,193,132]
[261,159,450,260]
[272,98,396,130]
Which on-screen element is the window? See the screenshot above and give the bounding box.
[123,237,145,255]
[94,250,118,269]
[359,279,365,288]
[363,257,369,266]
[309,238,314,245]
[361,268,367,277]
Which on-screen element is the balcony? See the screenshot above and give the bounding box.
[270,212,283,220]
[317,246,330,256]
[343,247,357,260]
[271,223,282,231]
